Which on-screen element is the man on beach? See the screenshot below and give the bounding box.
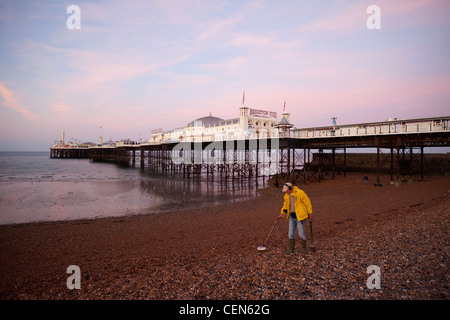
[279,182,312,255]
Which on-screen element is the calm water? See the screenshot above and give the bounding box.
[0,151,263,225]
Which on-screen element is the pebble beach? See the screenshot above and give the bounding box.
[0,173,448,300]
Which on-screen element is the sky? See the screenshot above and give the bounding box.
[0,0,449,151]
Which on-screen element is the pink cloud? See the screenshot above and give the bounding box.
[382,0,449,27]
[228,34,274,47]
[287,71,450,127]
[298,0,448,35]
[63,49,157,85]
[0,82,35,120]
[297,3,367,35]
[197,15,243,42]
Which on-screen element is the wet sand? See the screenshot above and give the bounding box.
[0,178,260,225]
[0,173,448,300]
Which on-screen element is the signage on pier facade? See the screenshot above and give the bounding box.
[249,109,277,118]
[151,128,163,134]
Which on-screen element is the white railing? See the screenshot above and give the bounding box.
[293,117,449,139]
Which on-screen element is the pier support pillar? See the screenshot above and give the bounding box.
[332,147,335,179]
[375,147,382,186]
[409,147,413,178]
[140,149,145,168]
[286,146,291,179]
[390,148,394,183]
[396,147,400,181]
[420,146,424,180]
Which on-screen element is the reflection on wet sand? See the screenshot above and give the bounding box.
[0,152,267,225]
[0,177,265,225]
[138,175,264,213]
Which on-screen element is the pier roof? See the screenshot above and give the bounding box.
[186,113,224,127]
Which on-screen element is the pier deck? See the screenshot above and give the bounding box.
[50,130,449,183]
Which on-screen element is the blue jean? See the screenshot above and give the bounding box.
[288,215,307,240]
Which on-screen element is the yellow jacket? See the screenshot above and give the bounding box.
[281,186,312,221]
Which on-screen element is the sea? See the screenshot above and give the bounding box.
[0,151,263,225]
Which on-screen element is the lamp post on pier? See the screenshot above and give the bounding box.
[100,126,103,146]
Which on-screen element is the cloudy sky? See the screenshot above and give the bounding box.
[0,0,449,151]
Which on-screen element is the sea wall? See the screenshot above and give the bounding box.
[311,152,449,176]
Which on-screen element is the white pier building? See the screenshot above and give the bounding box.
[151,103,292,143]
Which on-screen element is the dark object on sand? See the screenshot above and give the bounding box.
[309,220,317,252]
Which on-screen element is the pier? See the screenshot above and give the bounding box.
[50,116,450,184]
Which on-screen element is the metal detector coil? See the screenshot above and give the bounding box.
[257,217,281,251]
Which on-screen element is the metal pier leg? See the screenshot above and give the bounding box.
[332,147,335,179]
[307,148,310,182]
[375,147,382,186]
[390,148,394,183]
[343,148,346,178]
[286,146,290,180]
[303,147,307,184]
[420,146,424,180]
[409,147,413,179]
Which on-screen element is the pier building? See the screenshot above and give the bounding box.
[50,107,449,184]
[151,103,290,143]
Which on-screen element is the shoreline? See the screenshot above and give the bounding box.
[0,177,262,226]
[1,172,447,228]
[0,173,448,299]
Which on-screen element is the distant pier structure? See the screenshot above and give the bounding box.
[50,147,90,159]
[50,116,450,183]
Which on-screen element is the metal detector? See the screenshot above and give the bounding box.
[257,217,281,251]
